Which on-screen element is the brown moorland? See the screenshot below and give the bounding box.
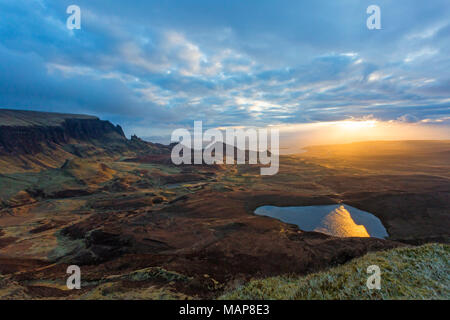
[0,110,448,299]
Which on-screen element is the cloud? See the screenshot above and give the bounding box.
[0,0,449,139]
[396,114,419,123]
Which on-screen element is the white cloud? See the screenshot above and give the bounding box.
[404,48,438,63]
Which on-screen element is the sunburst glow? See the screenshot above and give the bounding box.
[337,120,378,131]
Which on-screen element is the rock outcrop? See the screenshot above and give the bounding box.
[0,109,126,156]
[0,109,171,172]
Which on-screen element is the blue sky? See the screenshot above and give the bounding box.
[0,0,449,142]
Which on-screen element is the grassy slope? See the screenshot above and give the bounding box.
[220,244,449,300]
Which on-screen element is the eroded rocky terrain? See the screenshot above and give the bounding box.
[0,110,448,299]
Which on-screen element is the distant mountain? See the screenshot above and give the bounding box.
[0,109,170,172]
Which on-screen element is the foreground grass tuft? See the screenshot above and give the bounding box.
[220,243,449,300]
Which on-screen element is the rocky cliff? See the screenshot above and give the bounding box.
[0,109,168,171]
[0,114,126,155]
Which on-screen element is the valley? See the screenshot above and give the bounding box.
[0,110,449,299]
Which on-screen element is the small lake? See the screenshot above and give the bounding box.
[254,204,388,239]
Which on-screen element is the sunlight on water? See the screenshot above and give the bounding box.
[314,205,370,237]
[254,204,388,238]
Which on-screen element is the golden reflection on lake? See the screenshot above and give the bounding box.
[314,205,370,238]
[255,204,387,238]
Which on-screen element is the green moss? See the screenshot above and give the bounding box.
[48,231,86,263]
[80,281,189,300]
[125,267,191,283]
[79,267,192,300]
[220,243,450,300]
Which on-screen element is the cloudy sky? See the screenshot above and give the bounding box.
[0,0,449,146]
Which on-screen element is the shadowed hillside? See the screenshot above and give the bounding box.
[0,109,170,172]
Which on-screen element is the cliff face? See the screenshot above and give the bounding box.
[0,109,171,172]
[0,110,126,156]
[0,118,126,155]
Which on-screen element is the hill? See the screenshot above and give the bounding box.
[0,109,448,300]
[221,243,450,300]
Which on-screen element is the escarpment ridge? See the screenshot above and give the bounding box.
[0,109,126,155]
[0,109,170,171]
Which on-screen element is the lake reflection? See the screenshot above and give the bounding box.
[254,204,388,239]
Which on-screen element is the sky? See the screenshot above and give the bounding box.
[0,0,449,148]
